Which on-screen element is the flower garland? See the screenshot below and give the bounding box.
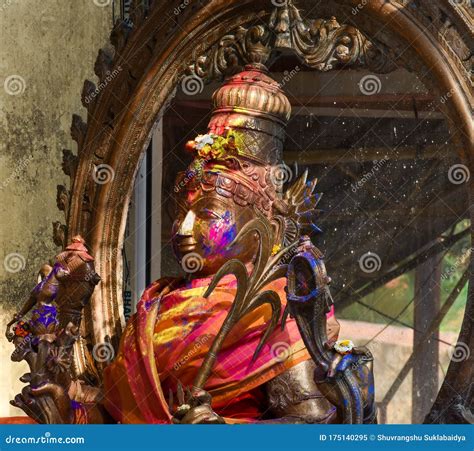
[185,130,243,161]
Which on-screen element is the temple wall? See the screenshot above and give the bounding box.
[0,0,111,417]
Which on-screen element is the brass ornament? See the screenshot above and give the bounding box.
[188,1,397,83]
[5,236,101,424]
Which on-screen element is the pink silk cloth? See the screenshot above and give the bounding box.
[104,274,336,424]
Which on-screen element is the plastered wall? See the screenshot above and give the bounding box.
[0,0,112,417]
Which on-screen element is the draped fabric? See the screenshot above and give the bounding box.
[104,274,337,424]
[0,417,36,424]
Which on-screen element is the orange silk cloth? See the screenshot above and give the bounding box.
[0,417,36,424]
[104,274,335,424]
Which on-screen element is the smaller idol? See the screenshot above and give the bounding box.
[6,236,103,424]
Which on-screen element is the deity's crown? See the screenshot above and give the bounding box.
[206,63,291,165]
[181,65,294,215]
[179,65,321,238]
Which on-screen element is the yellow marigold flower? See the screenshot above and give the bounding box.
[197,144,213,159]
[271,244,282,256]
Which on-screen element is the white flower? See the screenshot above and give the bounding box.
[333,339,354,355]
[195,134,214,150]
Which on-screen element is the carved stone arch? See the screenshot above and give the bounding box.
[61,0,472,421]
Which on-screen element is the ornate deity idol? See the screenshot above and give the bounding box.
[7,64,376,424]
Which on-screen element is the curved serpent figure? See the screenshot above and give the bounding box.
[286,236,377,424]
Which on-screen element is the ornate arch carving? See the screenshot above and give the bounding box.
[186,3,398,81]
[57,0,472,422]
